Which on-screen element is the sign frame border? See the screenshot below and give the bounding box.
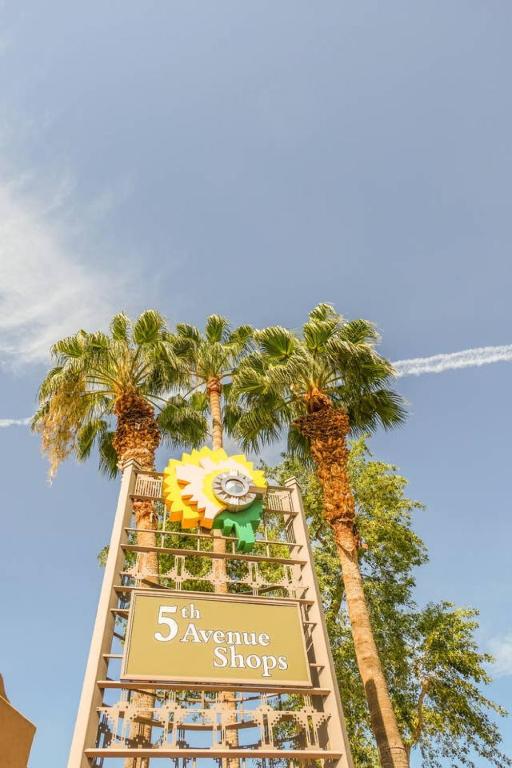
[121,589,313,689]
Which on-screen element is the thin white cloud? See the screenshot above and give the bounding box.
[488,634,512,678]
[0,182,129,366]
[393,345,512,378]
[0,417,31,428]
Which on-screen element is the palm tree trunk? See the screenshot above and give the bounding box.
[296,403,409,768]
[207,378,223,450]
[113,390,161,768]
[113,390,161,581]
[334,530,408,768]
[207,380,238,767]
[207,380,228,589]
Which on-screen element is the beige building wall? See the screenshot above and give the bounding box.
[0,675,36,768]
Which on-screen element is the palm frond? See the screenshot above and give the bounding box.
[133,310,167,345]
[110,312,130,341]
[88,331,110,352]
[158,396,208,449]
[51,333,88,360]
[205,314,230,344]
[76,418,109,461]
[175,323,201,344]
[232,357,272,399]
[227,324,254,354]
[222,400,243,436]
[31,402,49,431]
[234,404,287,453]
[254,326,297,361]
[98,429,118,478]
[346,389,407,433]
[37,366,66,401]
[308,303,340,322]
[339,318,379,345]
[189,390,209,413]
[303,317,337,353]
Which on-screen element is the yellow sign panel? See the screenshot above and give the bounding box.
[122,591,312,688]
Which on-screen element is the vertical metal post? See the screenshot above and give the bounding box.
[67,460,138,768]
[285,477,354,768]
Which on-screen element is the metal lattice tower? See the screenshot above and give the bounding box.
[68,459,353,768]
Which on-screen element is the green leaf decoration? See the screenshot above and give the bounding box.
[213,499,263,553]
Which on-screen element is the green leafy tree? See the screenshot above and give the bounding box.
[267,441,510,768]
[233,303,408,768]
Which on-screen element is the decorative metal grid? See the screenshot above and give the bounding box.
[95,691,329,753]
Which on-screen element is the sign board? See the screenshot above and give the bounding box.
[122,591,312,688]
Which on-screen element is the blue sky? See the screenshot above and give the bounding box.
[0,2,511,765]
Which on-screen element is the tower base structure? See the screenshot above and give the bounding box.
[68,459,353,768]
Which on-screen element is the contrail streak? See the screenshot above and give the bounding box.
[1,346,511,427]
[0,416,31,428]
[393,345,512,377]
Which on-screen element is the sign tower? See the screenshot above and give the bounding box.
[68,452,353,767]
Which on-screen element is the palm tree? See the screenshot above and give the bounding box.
[33,310,206,575]
[169,314,253,452]
[168,315,253,767]
[167,313,254,574]
[231,304,409,768]
[32,310,207,768]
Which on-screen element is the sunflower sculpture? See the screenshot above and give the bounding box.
[162,447,267,552]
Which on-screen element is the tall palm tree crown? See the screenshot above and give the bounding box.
[232,303,405,457]
[169,315,253,450]
[32,310,206,478]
